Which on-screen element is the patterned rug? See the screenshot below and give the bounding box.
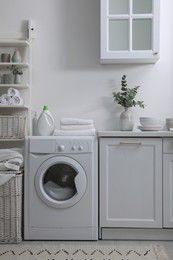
[0,241,169,260]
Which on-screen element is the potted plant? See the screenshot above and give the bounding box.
[112,75,145,130]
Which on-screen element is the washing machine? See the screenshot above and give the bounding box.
[24,136,98,240]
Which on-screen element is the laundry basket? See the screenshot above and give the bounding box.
[0,116,26,139]
[0,172,23,243]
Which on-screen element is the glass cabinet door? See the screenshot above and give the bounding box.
[109,19,128,50]
[108,0,153,52]
[100,0,160,63]
[132,19,152,50]
[132,0,152,51]
[133,0,152,14]
[109,0,128,14]
[108,0,129,51]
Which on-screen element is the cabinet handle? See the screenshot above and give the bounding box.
[119,142,142,145]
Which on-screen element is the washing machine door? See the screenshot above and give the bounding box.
[35,156,87,208]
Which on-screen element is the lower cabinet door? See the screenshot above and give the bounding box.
[163,154,173,228]
[99,138,162,228]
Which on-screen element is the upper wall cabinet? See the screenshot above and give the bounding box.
[100,0,160,63]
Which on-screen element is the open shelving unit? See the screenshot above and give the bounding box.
[0,20,34,143]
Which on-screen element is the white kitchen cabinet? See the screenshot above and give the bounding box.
[0,21,33,142]
[163,138,173,228]
[99,137,162,228]
[100,0,160,63]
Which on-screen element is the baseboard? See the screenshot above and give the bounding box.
[100,228,173,240]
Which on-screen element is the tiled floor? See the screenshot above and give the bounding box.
[162,241,173,259]
[114,241,173,259]
[133,241,173,259]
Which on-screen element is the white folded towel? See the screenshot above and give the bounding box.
[2,158,23,171]
[8,88,21,97]
[60,118,94,125]
[54,129,96,136]
[60,124,95,131]
[0,149,23,171]
[0,173,15,186]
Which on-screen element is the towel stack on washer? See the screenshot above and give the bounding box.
[54,117,96,136]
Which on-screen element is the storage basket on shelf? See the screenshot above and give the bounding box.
[0,116,26,139]
[0,172,23,243]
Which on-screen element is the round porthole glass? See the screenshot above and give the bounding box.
[35,156,87,208]
[43,163,78,201]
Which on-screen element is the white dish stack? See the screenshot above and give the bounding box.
[166,118,173,131]
[138,117,163,131]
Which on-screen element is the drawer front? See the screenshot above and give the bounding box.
[163,138,173,153]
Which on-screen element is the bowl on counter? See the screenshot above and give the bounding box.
[138,117,163,131]
[139,117,162,127]
[166,118,173,130]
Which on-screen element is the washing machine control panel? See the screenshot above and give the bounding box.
[57,145,65,152]
[56,140,93,153]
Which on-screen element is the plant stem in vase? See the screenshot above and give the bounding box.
[120,108,134,131]
[14,74,22,84]
[112,75,145,131]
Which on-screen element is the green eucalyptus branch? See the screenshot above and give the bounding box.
[112,75,145,109]
[7,65,23,75]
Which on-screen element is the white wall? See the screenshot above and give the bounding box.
[0,0,173,130]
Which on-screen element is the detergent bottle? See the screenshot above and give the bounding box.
[32,111,38,136]
[37,106,55,136]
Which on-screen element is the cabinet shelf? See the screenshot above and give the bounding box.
[0,84,29,89]
[0,138,24,141]
[0,105,29,109]
[0,40,29,47]
[0,62,29,68]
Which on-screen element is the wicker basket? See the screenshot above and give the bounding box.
[0,173,23,243]
[0,116,26,139]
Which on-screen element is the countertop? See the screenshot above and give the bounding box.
[98,130,173,137]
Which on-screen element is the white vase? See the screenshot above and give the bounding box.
[12,49,22,62]
[14,74,22,84]
[120,108,134,131]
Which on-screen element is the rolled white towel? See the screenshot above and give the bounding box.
[60,124,95,131]
[54,129,96,136]
[8,88,21,97]
[60,117,94,125]
[0,94,11,105]
[10,95,23,105]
